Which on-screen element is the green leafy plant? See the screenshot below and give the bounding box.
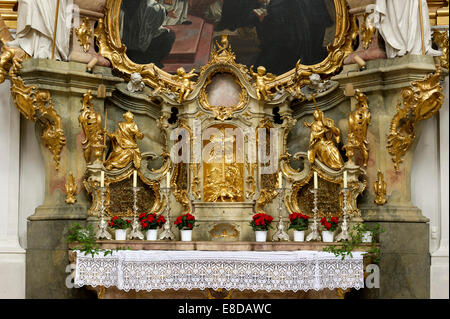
[288,212,310,231]
[67,223,129,257]
[323,223,385,262]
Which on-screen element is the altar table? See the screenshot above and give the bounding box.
[74,250,365,293]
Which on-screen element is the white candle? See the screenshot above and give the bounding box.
[100,171,104,188]
[278,172,283,188]
[343,171,348,189]
[314,172,318,189]
[166,171,171,187]
[133,170,137,188]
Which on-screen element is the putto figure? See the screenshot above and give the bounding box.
[304,108,344,170]
[250,65,275,101]
[79,91,104,164]
[127,73,145,93]
[104,111,144,170]
[173,67,197,104]
[344,89,371,166]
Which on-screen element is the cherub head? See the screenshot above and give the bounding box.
[309,73,321,85]
[123,111,134,122]
[130,72,143,84]
[257,66,266,76]
[177,67,187,76]
[313,109,323,121]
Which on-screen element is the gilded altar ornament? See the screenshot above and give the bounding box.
[65,172,77,204]
[387,67,444,171]
[373,170,387,205]
[432,29,449,69]
[79,91,104,164]
[344,89,371,166]
[75,17,92,53]
[172,67,197,104]
[250,65,276,101]
[304,107,344,171]
[104,111,144,170]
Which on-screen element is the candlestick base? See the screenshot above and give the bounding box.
[129,219,144,240]
[96,218,112,240]
[336,187,350,242]
[306,188,321,242]
[159,187,176,241]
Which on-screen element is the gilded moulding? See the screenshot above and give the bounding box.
[387,67,444,171]
[373,169,387,205]
[65,172,77,204]
[75,17,93,53]
[432,29,449,70]
[96,0,355,97]
[344,89,371,167]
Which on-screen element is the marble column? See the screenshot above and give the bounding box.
[0,79,25,299]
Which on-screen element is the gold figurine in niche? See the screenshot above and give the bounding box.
[65,172,77,204]
[304,108,344,170]
[173,67,197,104]
[79,91,104,164]
[373,169,387,205]
[250,66,276,101]
[104,111,144,170]
[344,89,371,166]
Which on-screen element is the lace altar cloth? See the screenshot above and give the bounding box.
[74,250,364,292]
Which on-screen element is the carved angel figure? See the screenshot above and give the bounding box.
[127,72,145,93]
[173,67,197,104]
[250,65,275,101]
[308,73,332,93]
[373,169,387,205]
[344,89,371,166]
[304,109,344,170]
[104,111,144,170]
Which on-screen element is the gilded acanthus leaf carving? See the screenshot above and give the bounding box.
[387,67,444,171]
[432,29,449,70]
[75,17,93,53]
[1,44,66,169]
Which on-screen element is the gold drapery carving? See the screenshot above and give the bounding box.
[373,169,387,205]
[104,111,144,170]
[75,17,93,53]
[433,29,449,70]
[387,67,444,171]
[65,171,77,204]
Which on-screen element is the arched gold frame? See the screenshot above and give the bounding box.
[96,0,355,93]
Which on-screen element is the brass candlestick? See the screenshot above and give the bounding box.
[159,187,175,240]
[129,186,144,240]
[96,186,111,240]
[272,187,289,241]
[336,187,350,242]
[306,188,321,241]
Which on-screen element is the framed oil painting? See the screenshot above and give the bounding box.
[117,0,336,75]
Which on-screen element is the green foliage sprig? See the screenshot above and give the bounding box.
[67,223,129,257]
[323,223,385,262]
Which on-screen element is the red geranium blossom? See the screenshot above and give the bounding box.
[139,212,166,230]
[250,213,274,231]
[174,213,196,230]
[320,216,339,232]
[289,212,310,231]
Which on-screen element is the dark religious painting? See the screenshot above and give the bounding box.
[120,0,336,75]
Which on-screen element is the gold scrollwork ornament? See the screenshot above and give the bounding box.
[387,67,444,171]
[65,171,77,204]
[344,89,371,166]
[75,17,93,53]
[373,169,387,205]
[432,29,449,70]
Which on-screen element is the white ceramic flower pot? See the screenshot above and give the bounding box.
[146,229,158,241]
[362,231,373,243]
[322,230,334,243]
[293,230,305,242]
[115,229,127,241]
[181,230,192,242]
[255,231,267,242]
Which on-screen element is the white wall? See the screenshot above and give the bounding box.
[0,79,25,298]
[411,75,449,299]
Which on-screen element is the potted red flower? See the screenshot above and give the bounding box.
[320,216,339,242]
[288,212,310,242]
[249,213,274,242]
[109,216,131,240]
[139,212,166,241]
[174,213,196,241]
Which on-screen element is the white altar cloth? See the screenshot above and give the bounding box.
[74,250,365,292]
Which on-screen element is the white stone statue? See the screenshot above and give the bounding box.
[6,0,73,60]
[372,0,442,58]
[127,73,145,93]
[308,73,332,93]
